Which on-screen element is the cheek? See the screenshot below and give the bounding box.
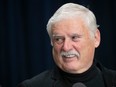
[53,44,62,56]
[52,45,63,66]
[80,40,95,62]
[77,38,95,56]
[81,41,94,54]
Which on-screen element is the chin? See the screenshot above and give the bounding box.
[64,68,79,73]
[63,65,79,73]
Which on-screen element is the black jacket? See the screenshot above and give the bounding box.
[18,62,116,87]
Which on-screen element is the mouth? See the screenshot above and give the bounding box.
[62,54,77,58]
[60,50,80,59]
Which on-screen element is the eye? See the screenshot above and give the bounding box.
[71,35,81,41]
[53,36,64,44]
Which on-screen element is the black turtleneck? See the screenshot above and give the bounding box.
[58,62,105,87]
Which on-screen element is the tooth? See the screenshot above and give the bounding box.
[63,54,75,58]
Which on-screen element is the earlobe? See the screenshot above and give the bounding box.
[94,29,101,48]
[51,41,53,46]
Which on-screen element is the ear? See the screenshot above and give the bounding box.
[94,29,101,48]
[51,40,53,46]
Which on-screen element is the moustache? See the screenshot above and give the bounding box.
[60,50,80,58]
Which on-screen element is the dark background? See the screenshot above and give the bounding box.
[0,0,116,87]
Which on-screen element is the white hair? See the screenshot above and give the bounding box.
[46,3,98,38]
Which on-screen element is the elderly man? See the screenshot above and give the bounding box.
[18,3,116,87]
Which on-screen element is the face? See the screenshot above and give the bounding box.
[51,18,100,74]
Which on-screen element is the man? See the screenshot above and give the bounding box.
[18,3,116,87]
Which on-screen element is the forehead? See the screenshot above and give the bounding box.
[51,18,89,35]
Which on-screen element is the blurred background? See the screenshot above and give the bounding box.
[0,0,116,87]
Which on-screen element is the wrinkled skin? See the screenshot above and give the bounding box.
[51,18,100,74]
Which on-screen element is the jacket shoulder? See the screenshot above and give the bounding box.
[97,62,116,87]
[104,67,116,77]
[18,70,54,87]
[97,62,116,79]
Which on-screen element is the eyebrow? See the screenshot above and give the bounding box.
[52,33,82,37]
[71,33,82,37]
[52,35,64,39]
[71,33,79,36]
[52,33,63,37]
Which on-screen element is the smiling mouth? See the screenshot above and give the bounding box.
[62,54,77,58]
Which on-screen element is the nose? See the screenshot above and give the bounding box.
[62,39,72,51]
